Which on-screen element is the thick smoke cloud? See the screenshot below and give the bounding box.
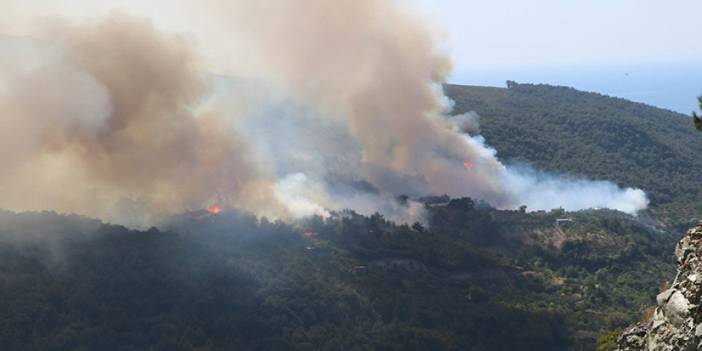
[203,0,647,216]
[0,1,648,226]
[206,0,510,202]
[0,16,280,226]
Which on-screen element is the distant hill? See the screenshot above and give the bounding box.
[445,82,702,227]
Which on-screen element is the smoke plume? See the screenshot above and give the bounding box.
[0,1,648,226]
[0,16,281,226]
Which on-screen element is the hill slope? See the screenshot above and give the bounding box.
[445,82,702,226]
[0,206,676,351]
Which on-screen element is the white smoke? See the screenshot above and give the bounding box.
[502,165,649,214]
[459,133,649,214]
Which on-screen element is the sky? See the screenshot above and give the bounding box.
[3,0,701,112]
[412,0,701,68]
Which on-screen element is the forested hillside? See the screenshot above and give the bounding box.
[446,82,702,227]
[0,204,676,351]
[1,84,695,351]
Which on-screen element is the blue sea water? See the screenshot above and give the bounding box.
[451,61,702,114]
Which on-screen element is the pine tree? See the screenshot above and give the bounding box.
[693,96,702,131]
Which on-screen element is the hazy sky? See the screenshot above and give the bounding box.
[412,0,702,69]
[4,0,701,112]
[8,1,701,69]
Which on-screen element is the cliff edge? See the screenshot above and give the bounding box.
[617,222,702,350]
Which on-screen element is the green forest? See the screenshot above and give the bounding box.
[0,201,677,351]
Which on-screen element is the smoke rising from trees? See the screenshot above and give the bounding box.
[0,1,648,225]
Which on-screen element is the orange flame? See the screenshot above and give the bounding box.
[463,161,474,171]
[185,205,223,221]
[303,231,319,238]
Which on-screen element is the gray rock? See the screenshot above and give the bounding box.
[664,291,690,326]
[617,324,647,350]
[656,289,674,306]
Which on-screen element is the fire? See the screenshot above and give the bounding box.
[186,205,223,221]
[303,231,319,238]
[207,205,222,215]
[463,161,474,171]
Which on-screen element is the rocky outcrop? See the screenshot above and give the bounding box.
[617,222,702,351]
